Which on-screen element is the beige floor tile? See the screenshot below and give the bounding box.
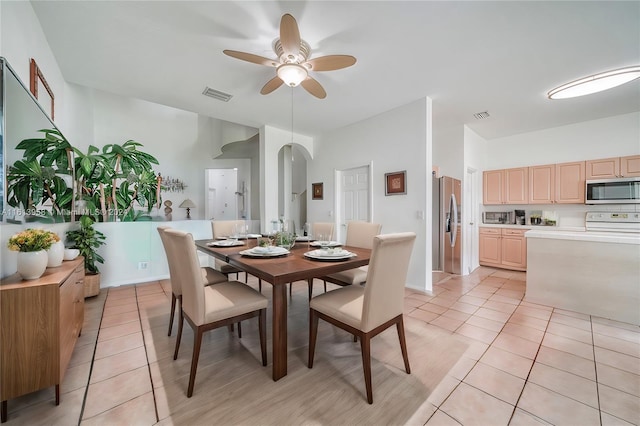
[420,303,449,315]
[592,316,640,333]
[406,292,434,303]
[518,300,553,311]
[492,333,540,360]
[425,409,462,425]
[101,301,138,317]
[508,312,549,331]
[474,307,511,323]
[461,340,489,361]
[593,332,640,358]
[61,361,92,394]
[488,294,522,305]
[502,322,545,343]
[546,321,593,344]
[68,342,96,369]
[406,297,426,308]
[427,375,460,407]
[598,383,640,425]
[463,362,525,405]
[457,294,487,306]
[479,346,534,380]
[90,346,148,383]
[516,382,600,425]
[527,362,599,408]
[455,323,498,345]
[448,357,477,381]
[408,308,440,323]
[597,363,640,397]
[98,320,143,342]
[404,401,439,426]
[430,296,457,309]
[514,305,552,321]
[535,346,596,381]
[509,408,551,425]
[466,289,496,299]
[449,301,479,315]
[81,391,157,426]
[442,309,472,322]
[94,331,144,360]
[75,329,99,348]
[595,346,640,375]
[440,382,514,425]
[592,322,640,344]
[552,308,590,320]
[100,310,140,328]
[82,366,152,419]
[482,300,518,314]
[550,311,592,330]
[541,333,594,361]
[429,315,463,332]
[600,412,636,426]
[465,314,505,332]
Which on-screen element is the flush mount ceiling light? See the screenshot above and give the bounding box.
[277,63,308,87]
[547,66,640,99]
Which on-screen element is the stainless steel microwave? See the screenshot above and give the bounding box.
[586,177,640,204]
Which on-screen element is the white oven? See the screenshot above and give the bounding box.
[586,177,640,204]
[585,212,640,233]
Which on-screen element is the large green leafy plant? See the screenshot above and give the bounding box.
[66,215,106,274]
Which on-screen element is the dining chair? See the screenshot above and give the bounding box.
[290,221,335,298]
[321,221,382,291]
[157,226,228,336]
[164,228,268,398]
[308,232,416,404]
[210,220,248,282]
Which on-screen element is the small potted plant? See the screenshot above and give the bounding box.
[7,228,59,280]
[66,215,106,297]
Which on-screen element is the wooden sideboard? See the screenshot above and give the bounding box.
[0,257,85,423]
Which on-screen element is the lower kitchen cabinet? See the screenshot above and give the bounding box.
[479,227,527,271]
[0,258,84,423]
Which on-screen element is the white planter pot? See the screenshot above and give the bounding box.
[17,250,48,280]
[47,241,64,267]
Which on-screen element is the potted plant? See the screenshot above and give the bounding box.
[66,215,106,297]
[7,228,60,280]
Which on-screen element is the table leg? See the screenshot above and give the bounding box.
[271,282,288,381]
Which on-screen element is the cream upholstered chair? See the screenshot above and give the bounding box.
[321,221,381,291]
[157,226,228,336]
[164,229,268,398]
[308,232,416,404]
[211,220,247,281]
[290,222,335,298]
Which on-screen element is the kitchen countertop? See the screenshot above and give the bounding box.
[480,224,586,232]
[525,229,640,245]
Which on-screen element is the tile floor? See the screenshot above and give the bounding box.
[4,267,639,425]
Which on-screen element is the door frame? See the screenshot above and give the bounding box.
[334,162,374,243]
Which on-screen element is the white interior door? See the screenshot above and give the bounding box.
[337,165,370,242]
[464,167,479,274]
[205,169,238,220]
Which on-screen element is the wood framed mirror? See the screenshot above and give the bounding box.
[29,58,54,120]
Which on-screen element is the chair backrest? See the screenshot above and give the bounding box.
[345,221,382,249]
[164,229,207,325]
[361,232,416,332]
[312,222,335,240]
[211,220,245,239]
[157,226,183,296]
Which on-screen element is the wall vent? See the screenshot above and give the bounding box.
[473,111,490,120]
[202,87,233,102]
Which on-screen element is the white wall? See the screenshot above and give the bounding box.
[309,98,431,292]
[463,126,488,274]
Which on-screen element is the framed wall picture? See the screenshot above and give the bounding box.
[30,58,55,120]
[312,182,323,200]
[385,170,406,195]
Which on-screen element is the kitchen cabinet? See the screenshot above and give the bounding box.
[483,167,528,205]
[0,258,84,423]
[528,164,555,204]
[479,227,527,271]
[527,161,586,204]
[586,155,640,179]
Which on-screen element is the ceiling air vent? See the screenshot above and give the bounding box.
[202,87,233,102]
[473,111,490,120]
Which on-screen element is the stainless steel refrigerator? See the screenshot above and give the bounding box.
[432,176,462,274]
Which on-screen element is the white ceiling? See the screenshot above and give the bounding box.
[31,1,640,140]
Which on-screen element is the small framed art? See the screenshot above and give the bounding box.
[385,171,406,196]
[312,182,323,200]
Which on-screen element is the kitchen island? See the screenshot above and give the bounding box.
[525,229,640,325]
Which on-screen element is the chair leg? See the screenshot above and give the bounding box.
[245,271,248,283]
[168,293,177,336]
[259,309,267,366]
[237,321,242,338]
[289,282,293,298]
[307,278,313,300]
[173,307,184,360]
[323,280,327,293]
[258,279,262,293]
[187,326,204,397]
[360,333,373,404]
[308,309,319,368]
[396,317,411,374]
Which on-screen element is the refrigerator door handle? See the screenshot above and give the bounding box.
[450,193,458,247]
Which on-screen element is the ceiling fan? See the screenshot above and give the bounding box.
[223,13,356,99]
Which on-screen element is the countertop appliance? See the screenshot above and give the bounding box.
[585,211,640,233]
[515,209,526,225]
[482,211,513,224]
[586,177,640,204]
[432,176,461,274]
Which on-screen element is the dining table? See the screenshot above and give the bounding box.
[195,238,372,381]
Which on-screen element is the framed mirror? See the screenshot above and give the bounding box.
[29,58,54,121]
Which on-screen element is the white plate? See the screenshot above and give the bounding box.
[310,240,342,248]
[304,249,356,261]
[240,247,289,257]
[295,236,312,242]
[207,240,245,247]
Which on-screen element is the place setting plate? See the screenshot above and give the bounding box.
[207,240,245,247]
[239,246,290,258]
[304,249,356,261]
[309,240,342,248]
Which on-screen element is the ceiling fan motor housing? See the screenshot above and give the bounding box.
[273,39,311,66]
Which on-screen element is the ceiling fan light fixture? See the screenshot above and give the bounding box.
[277,63,308,87]
[547,66,640,99]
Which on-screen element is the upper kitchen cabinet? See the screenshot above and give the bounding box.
[555,161,585,203]
[483,167,528,205]
[529,164,555,204]
[586,155,640,179]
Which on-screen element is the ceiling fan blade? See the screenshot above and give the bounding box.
[305,55,357,71]
[261,76,284,95]
[301,76,327,99]
[223,50,278,67]
[280,14,301,58]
